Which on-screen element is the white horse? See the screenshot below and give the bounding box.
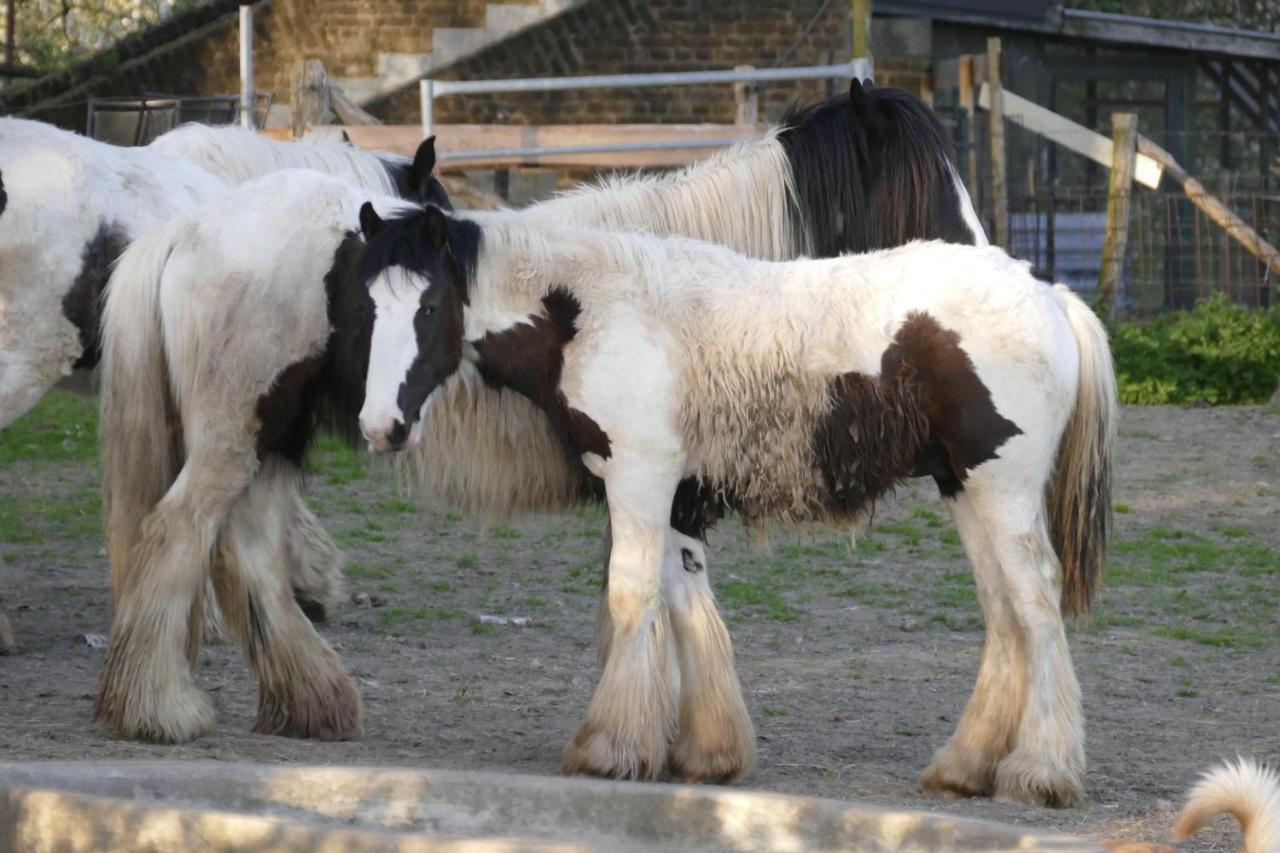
[95,84,998,778]
[355,202,1116,806]
[0,117,447,638]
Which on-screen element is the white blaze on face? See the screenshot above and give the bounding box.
[359,265,428,451]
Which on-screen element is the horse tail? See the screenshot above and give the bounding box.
[1046,285,1117,618]
[1177,759,1280,853]
[99,221,185,602]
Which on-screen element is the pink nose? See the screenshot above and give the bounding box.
[360,417,413,453]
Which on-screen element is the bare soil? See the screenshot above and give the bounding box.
[0,400,1276,850]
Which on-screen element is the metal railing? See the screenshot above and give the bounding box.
[419,59,874,163]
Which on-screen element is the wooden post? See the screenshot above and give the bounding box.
[1098,113,1138,322]
[851,0,872,59]
[986,37,1009,250]
[957,54,977,196]
[1139,134,1280,284]
[290,59,331,139]
[733,65,758,126]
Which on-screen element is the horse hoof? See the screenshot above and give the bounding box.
[920,743,998,799]
[94,683,216,744]
[253,671,363,740]
[993,750,1085,808]
[562,722,662,781]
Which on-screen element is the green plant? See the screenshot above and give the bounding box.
[1112,295,1280,405]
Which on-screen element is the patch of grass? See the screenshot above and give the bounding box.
[1175,675,1200,698]
[760,706,788,717]
[1170,655,1190,668]
[489,526,523,540]
[1157,624,1270,649]
[456,553,478,570]
[893,725,914,736]
[719,579,798,622]
[910,506,945,528]
[310,431,368,485]
[1263,674,1280,686]
[470,621,499,636]
[0,488,101,543]
[379,497,419,515]
[874,522,922,548]
[430,581,456,594]
[1113,502,1132,515]
[1217,525,1249,538]
[0,390,99,466]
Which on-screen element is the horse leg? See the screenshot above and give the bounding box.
[94,444,257,744]
[564,456,680,780]
[921,493,1024,798]
[284,490,345,623]
[212,458,362,739]
[664,532,756,783]
[985,504,1085,807]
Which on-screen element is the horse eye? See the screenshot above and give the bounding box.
[423,304,437,316]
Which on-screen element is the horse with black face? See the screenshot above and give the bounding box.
[0,118,448,645]
[355,202,1116,807]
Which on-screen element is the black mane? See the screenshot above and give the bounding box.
[777,82,977,257]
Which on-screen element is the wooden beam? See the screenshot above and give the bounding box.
[290,59,332,139]
[1098,113,1137,322]
[957,55,977,196]
[986,37,1009,251]
[1138,134,1280,282]
[851,0,872,60]
[329,85,380,126]
[264,124,764,170]
[978,83,1163,189]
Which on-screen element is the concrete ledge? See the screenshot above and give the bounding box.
[0,761,1100,852]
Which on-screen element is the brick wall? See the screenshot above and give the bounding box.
[374,0,854,127]
[9,0,864,133]
[197,0,500,101]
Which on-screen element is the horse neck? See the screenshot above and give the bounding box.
[529,133,800,261]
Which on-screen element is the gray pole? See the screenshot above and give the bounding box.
[239,4,254,129]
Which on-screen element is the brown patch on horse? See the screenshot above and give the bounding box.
[253,353,327,464]
[814,368,930,517]
[473,289,611,462]
[884,311,1022,495]
[813,311,1020,514]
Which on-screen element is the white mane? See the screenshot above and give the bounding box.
[149,124,405,196]
[525,128,801,261]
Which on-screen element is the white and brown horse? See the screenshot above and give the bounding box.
[0,117,447,643]
[354,203,1116,806]
[95,83,1014,787]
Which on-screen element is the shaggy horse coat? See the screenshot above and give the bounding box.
[94,172,408,743]
[94,84,1000,784]
[355,205,1116,807]
[0,117,446,642]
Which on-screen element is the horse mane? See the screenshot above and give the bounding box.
[149,123,406,197]
[778,84,977,255]
[529,131,802,262]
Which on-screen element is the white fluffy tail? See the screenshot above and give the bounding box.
[1047,285,1118,617]
[99,221,186,600]
[1178,759,1280,853]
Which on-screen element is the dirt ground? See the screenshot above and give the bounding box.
[0,394,1276,850]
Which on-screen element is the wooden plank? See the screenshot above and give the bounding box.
[852,0,873,59]
[265,124,764,170]
[978,82,1163,189]
[290,59,331,139]
[986,38,1009,251]
[329,85,380,126]
[1098,113,1137,322]
[957,55,977,195]
[1138,134,1280,282]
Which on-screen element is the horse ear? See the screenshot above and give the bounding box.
[848,77,887,136]
[423,204,449,250]
[339,128,353,145]
[359,202,384,240]
[408,136,438,201]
